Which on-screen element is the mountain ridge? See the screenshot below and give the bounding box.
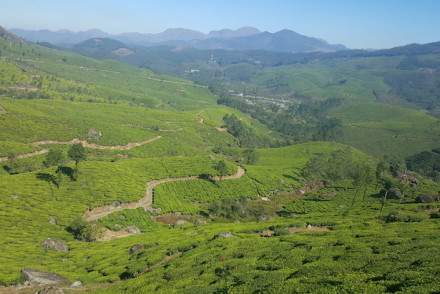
[10,27,346,52]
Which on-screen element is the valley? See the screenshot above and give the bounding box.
[0,25,439,294]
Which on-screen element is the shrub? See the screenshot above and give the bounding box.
[67,218,103,241]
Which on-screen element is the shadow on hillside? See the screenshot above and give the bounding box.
[198,173,219,186]
[57,166,76,181]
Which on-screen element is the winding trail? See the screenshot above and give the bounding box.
[83,166,246,223]
[31,135,162,150]
[0,136,162,162]
[0,149,49,162]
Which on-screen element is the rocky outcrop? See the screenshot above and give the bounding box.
[22,268,67,285]
[41,238,68,252]
[125,226,141,234]
[70,281,83,288]
[416,194,439,203]
[216,232,234,238]
[37,286,64,294]
[129,244,145,254]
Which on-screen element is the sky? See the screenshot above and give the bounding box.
[1,0,440,49]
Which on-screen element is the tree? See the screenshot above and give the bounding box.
[44,148,65,167]
[68,143,86,170]
[213,160,229,180]
[243,148,259,165]
[67,218,103,242]
[352,163,375,205]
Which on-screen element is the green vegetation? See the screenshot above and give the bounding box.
[0,30,439,293]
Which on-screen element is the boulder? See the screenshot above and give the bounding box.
[195,219,206,225]
[22,268,67,285]
[129,244,145,254]
[41,238,68,252]
[175,220,186,226]
[257,215,274,222]
[125,226,141,234]
[10,194,21,199]
[37,286,64,294]
[216,232,234,239]
[49,217,57,225]
[380,188,404,200]
[70,281,83,288]
[416,194,435,203]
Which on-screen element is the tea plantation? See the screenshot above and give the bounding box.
[0,31,439,293]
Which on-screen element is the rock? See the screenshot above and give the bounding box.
[146,207,162,213]
[70,281,83,288]
[388,188,404,200]
[114,224,122,229]
[113,201,121,207]
[41,238,68,252]
[125,226,141,234]
[175,220,186,226]
[118,214,126,219]
[180,226,187,230]
[306,224,312,229]
[22,268,67,285]
[129,244,145,254]
[10,194,21,199]
[37,286,64,294]
[320,192,337,199]
[49,217,57,225]
[87,129,102,140]
[257,215,273,222]
[216,232,234,238]
[209,155,216,160]
[173,212,182,216]
[195,219,206,225]
[416,194,435,203]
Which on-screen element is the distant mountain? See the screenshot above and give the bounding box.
[11,27,347,53]
[10,28,109,45]
[191,29,346,52]
[208,27,261,39]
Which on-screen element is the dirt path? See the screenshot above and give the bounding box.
[145,76,208,88]
[0,149,49,162]
[83,166,246,223]
[31,135,162,150]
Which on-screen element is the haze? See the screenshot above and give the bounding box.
[2,0,440,49]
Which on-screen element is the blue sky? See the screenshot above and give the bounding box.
[2,0,439,49]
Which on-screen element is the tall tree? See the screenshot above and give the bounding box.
[213,160,229,180]
[68,143,86,170]
[44,148,65,167]
[243,148,259,165]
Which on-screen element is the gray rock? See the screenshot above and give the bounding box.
[41,238,68,252]
[37,286,64,294]
[416,194,437,203]
[129,244,145,254]
[257,215,274,222]
[22,268,67,285]
[125,226,141,234]
[216,232,234,238]
[175,220,186,226]
[10,194,21,199]
[70,281,83,288]
[195,219,206,225]
[49,217,57,225]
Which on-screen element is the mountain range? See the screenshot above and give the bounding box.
[10,27,347,53]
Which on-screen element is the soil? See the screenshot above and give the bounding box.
[288,226,329,234]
